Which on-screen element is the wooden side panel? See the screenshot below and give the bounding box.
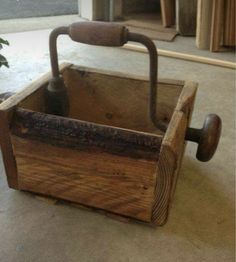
[196,0,213,49]
[152,111,187,225]
[152,82,197,225]
[12,136,157,222]
[0,111,18,189]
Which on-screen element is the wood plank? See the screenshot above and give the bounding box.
[151,111,187,225]
[12,108,163,161]
[12,136,157,222]
[196,0,213,49]
[0,111,18,189]
[223,0,236,46]
[151,81,197,225]
[176,0,197,36]
[210,0,224,52]
[122,43,236,69]
[160,0,175,27]
[176,81,198,114]
[119,13,178,41]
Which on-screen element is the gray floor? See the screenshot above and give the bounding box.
[0,25,235,261]
[0,0,78,20]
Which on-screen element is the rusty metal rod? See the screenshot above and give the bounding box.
[49,26,69,78]
[128,32,166,131]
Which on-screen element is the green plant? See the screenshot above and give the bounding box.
[0,38,9,68]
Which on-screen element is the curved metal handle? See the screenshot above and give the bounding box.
[48,21,165,130]
[186,114,222,162]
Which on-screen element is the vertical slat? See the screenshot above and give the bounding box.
[196,0,213,49]
[226,0,236,46]
[230,1,235,45]
[0,110,18,189]
[160,0,175,27]
[176,0,197,36]
[210,0,224,52]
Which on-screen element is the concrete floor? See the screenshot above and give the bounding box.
[0,0,77,20]
[0,25,235,261]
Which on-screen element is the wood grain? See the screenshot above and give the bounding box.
[2,64,198,225]
[61,66,182,134]
[12,108,163,161]
[160,0,175,27]
[176,0,197,36]
[210,0,224,52]
[12,135,157,222]
[0,111,18,189]
[223,0,236,46]
[152,111,187,225]
[151,81,197,225]
[196,0,213,49]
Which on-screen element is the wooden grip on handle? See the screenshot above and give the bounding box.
[68,22,129,47]
[186,114,222,162]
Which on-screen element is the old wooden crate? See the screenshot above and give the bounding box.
[0,64,195,225]
[0,22,221,226]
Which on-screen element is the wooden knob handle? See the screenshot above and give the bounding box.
[68,21,129,47]
[186,114,222,162]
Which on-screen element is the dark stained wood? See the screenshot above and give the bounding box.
[12,108,162,161]
[176,0,197,36]
[0,111,18,189]
[210,0,224,52]
[223,0,236,46]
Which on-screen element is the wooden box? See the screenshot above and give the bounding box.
[0,63,199,225]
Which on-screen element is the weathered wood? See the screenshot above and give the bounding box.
[61,66,182,134]
[176,0,197,36]
[223,0,236,46]
[12,108,162,161]
[1,64,198,226]
[12,135,157,222]
[160,0,175,27]
[152,81,197,225]
[196,0,213,49]
[176,81,198,114]
[0,111,18,189]
[210,0,224,52]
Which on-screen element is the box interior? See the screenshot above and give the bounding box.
[19,66,184,137]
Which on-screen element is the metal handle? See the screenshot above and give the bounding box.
[186,114,222,162]
[48,21,165,130]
